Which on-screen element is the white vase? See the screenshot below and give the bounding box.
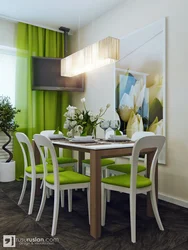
[0,161,15,182]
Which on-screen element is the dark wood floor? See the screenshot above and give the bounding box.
[0,181,188,250]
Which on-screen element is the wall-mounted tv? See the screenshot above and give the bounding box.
[32,56,85,92]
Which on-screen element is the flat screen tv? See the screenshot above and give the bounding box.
[32,56,85,92]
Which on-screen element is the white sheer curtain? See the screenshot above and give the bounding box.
[0,46,16,105]
[0,46,16,161]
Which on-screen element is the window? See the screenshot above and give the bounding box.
[0,46,16,105]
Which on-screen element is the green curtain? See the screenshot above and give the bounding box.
[14,22,71,179]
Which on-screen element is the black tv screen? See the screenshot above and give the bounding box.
[32,56,85,92]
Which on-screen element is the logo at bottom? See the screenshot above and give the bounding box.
[3,235,16,248]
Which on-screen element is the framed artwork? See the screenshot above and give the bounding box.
[115,18,166,164]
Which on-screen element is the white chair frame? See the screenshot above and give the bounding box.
[106,132,155,202]
[101,135,165,243]
[40,130,78,172]
[34,134,90,236]
[16,132,43,215]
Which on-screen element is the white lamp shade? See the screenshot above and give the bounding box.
[61,37,120,77]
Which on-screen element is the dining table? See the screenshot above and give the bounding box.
[33,137,158,239]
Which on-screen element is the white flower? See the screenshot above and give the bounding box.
[119,93,134,122]
[79,114,83,120]
[66,105,76,111]
[90,116,97,122]
[149,75,163,106]
[81,97,86,103]
[76,125,83,133]
[129,79,146,112]
[64,100,110,136]
[64,120,70,129]
[67,130,73,137]
[71,121,77,127]
[149,118,163,135]
[118,79,146,121]
[126,111,144,138]
[66,105,77,117]
[106,104,110,108]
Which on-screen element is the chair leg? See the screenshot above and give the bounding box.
[61,190,64,208]
[40,180,43,189]
[87,185,90,224]
[107,190,111,203]
[150,190,164,231]
[46,188,50,199]
[82,165,86,191]
[102,169,105,178]
[18,175,27,205]
[101,183,106,226]
[49,189,53,196]
[51,189,60,236]
[28,177,36,215]
[68,189,72,212]
[74,163,78,172]
[36,184,47,221]
[105,169,111,203]
[82,164,85,175]
[130,193,136,243]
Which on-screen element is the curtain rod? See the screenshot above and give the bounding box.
[0,14,72,34]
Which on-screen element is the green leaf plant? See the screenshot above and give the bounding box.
[0,96,21,162]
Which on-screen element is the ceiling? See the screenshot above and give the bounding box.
[0,0,125,32]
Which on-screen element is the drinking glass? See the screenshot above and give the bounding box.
[100,120,110,139]
[109,120,120,133]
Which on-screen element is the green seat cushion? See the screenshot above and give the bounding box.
[47,157,78,165]
[102,174,152,188]
[25,164,64,174]
[107,164,146,174]
[45,171,90,185]
[60,166,74,172]
[82,158,115,167]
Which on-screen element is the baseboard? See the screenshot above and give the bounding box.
[158,193,188,208]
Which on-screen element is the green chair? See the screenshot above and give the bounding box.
[34,134,90,236]
[40,130,78,172]
[106,132,155,177]
[101,135,165,243]
[82,130,116,177]
[15,132,65,215]
[105,132,154,202]
[82,158,115,177]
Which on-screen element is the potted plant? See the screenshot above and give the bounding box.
[0,96,20,182]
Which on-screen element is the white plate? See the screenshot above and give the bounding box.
[49,134,64,139]
[69,138,95,143]
[74,136,92,140]
[109,135,129,140]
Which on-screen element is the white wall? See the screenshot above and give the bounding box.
[72,0,188,202]
[0,18,17,47]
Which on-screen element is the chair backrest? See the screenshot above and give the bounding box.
[130,135,165,193]
[128,131,155,165]
[15,132,36,175]
[40,130,63,158]
[34,134,59,188]
[131,131,155,141]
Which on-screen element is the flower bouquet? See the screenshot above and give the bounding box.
[64,98,110,137]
